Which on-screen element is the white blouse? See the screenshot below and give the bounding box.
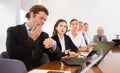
[67,31,86,48]
[59,36,66,52]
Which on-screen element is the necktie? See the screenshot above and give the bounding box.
[28,29,31,36]
[29,29,31,31]
[99,37,102,41]
[82,32,88,45]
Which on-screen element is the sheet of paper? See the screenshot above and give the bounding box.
[28,69,71,73]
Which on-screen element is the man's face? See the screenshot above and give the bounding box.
[83,24,89,32]
[78,23,83,31]
[70,21,79,32]
[97,29,104,36]
[30,11,48,28]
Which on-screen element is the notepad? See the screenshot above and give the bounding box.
[28,69,71,73]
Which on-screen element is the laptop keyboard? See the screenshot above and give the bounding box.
[61,58,86,65]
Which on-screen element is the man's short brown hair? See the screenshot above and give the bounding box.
[30,5,49,15]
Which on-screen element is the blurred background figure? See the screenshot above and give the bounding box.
[77,21,84,32]
[82,23,91,45]
[92,27,108,44]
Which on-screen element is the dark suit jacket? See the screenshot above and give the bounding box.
[51,34,78,56]
[6,23,61,70]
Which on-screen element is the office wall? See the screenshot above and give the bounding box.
[0,0,20,53]
[21,0,39,11]
[20,0,39,24]
[41,0,120,41]
[1,0,120,53]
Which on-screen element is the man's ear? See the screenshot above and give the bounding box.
[30,12,35,18]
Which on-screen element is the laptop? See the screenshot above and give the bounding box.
[28,49,103,73]
[91,41,115,65]
[61,47,96,66]
[75,49,103,73]
[61,41,115,66]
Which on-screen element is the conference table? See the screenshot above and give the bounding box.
[35,46,120,73]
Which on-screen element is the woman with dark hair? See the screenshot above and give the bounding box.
[51,19,79,57]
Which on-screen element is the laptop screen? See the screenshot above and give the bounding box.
[75,49,103,73]
[93,41,115,65]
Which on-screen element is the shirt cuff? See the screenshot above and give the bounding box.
[52,41,57,50]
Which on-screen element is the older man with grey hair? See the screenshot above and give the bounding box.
[92,27,108,44]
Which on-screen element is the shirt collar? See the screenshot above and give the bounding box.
[25,22,31,30]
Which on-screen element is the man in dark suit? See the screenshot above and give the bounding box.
[6,5,61,71]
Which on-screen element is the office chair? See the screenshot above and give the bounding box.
[0,51,9,58]
[0,58,27,73]
[40,53,50,65]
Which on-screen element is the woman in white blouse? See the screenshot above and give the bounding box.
[67,19,89,52]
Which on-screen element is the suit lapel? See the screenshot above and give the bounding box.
[56,35,62,51]
[101,36,103,41]
[97,35,99,42]
[64,35,68,50]
[19,24,28,39]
